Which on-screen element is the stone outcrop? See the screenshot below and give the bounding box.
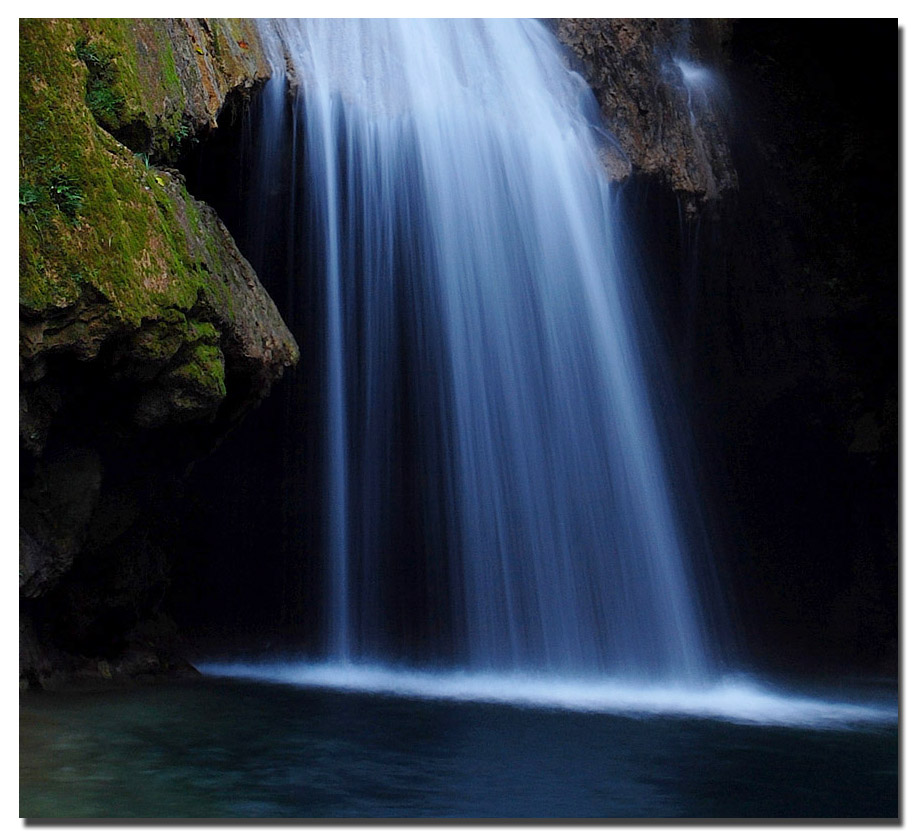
[19,18,298,688]
[555,19,736,206]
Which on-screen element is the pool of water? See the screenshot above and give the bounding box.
[20,676,898,819]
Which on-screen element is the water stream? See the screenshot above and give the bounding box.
[188,20,901,736]
[249,17,717,682]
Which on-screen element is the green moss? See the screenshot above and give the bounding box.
[130,313,227,397]
[19,19,233,329]
[174,342,227,397]
[159,37,181,95]
[69,20,192,161]
[186,319,220,344]
[132,311,187,363]
[17,17,290,408]
[75,35,125,130]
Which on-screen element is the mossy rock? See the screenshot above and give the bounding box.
[19,18,296,689]
[20,18,297,439]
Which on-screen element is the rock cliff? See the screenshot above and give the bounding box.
[20,18,298,687]
[555,18,736,206]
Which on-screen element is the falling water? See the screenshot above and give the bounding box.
[250,19,718,683]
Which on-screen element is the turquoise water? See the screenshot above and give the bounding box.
[20,677,897,819]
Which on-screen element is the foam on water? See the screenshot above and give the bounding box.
[197,660,896,730]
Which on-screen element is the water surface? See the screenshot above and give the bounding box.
[20,677,897,819]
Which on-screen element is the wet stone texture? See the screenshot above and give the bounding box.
[555,18,737,208]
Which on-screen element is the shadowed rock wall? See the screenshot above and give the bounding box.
[19,18,298,688]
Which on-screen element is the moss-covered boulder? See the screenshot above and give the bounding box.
[19,18,297,688]
[20,19,295,440]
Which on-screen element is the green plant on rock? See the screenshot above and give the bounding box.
[74,35,125,131]
[48,169,84,219]
[19,179,51,232]
[86,83,124,126]
[19,181,42,211]
[74,36,105,67]
[19,170,83,227]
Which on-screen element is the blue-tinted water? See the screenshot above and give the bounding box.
[20,677,897,819]
[257,18,718,678]
[21,21,898,822]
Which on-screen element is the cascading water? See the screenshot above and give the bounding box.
[238,18,718,683]
[195,18,899,730]
[16,22,897,822]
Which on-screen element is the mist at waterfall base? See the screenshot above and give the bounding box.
[111,18,902,818]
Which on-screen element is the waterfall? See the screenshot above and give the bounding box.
[251,19,719,683]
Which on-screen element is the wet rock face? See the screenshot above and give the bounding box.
[609,20,896,676]
[555,18,736,204]
[19,18,298,688]
[20,450,102,599]
[556,19,895,675]
[67,18,272,164]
